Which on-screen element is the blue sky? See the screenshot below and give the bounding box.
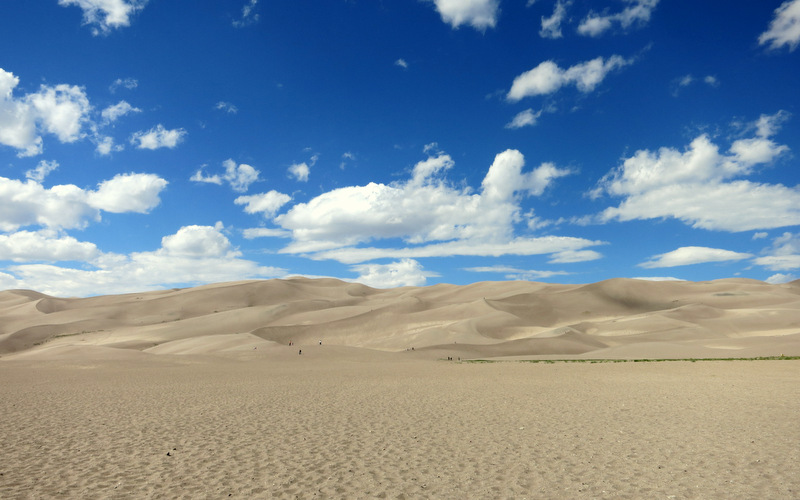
[1,0,799,296]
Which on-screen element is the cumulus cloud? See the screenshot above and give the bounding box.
[540,0,570,39]
[101,100,141,124]
[3,223,284,297]
[87,173,168,213]
[395,59,409,69]
[288,162,310,182]
[766,273,798,284]
[351,258,436,288]
[429,0,500,30]
[0,172,167,231]
[0,230,99,262]
[130,124,187,149]
[235,191,292,218]
[94,135,124,155]
[638,246,753,268]
[758,0,800,51]
[577,0,659,37]
[507,55,632,101]
[58,0,148,35]
[191,159,259,192]
[260,149,600,265]
[0,69,92,156]
[275,150,568,253]
[594,112,798,231]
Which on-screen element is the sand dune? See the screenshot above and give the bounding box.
[2,278,799,498]
[1,277,798,360]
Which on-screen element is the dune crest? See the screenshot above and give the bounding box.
[1,277,798,360]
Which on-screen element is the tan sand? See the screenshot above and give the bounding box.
[1,277,799,360]
[1,278,799,497]
[1,355,798,498]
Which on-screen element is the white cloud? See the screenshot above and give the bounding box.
[4,223,284,297]
[215,101,238,114]
[395,59,409,69]
[309,236,602,264]
[223,159,259,192]
[0,172,167,231]
[160,222,231,258]
[0,230,99,262]
[288,162,310,182]
[638,246,753,268]
[235,191,292,218]
[27,84,91,143]
[87,172,168,213]
[540,0,570,39]
[130,124,187,149]
[25,160,59,183]
[465,265,570,280]
[758,0,800,51]
[505,108,542,129]
[351,259,436,288]
[242,227,290,239]
[766,273,798,284]
[671,74,720,96]
[754,232,800,271]
[0,69,92,156]
[577,0,659,37]
[101,100,141,124]
[274,150,574,258]
[95,135,124,155]
[192,159,260,192]
[0,177,98,231]
[109,77,138,93]
[233,0,260,27]
[595,112,798,231]
[58,0,147,35]
[429,0,500,30]
[507,56,632,101]
[548,249,603,263]
[753,232,769,240]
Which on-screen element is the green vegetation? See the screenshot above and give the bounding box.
[461,356,800,364]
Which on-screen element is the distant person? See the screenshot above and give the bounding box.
[298,349,302,355]
[319,340,322,345]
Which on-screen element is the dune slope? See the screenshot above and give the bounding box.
[1,277,799,360]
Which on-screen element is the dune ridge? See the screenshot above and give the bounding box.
[1,277,798,361]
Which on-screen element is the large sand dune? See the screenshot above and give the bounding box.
[2,278,799,498]
[1,277,799,360]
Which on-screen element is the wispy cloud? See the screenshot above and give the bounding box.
[577,0,659,37]
[58,0,148,35]
[758,0,800,51]
[507,55,633,101]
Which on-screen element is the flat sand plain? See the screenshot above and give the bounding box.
[1,278,799,498]
[1,355,799,499]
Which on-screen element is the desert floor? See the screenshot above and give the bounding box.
[1,351,798,499]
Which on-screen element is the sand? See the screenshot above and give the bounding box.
[1,277,799,498]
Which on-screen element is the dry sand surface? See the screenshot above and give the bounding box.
[1,277,799,498]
